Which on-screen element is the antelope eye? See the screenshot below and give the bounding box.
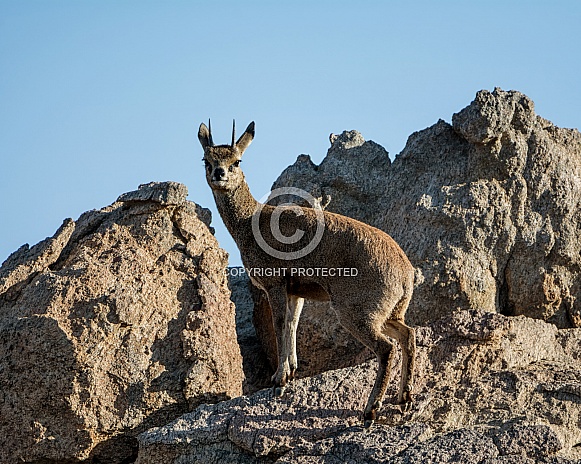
[229,160,241,172]
[203,159,211,170]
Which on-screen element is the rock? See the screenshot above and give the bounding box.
[136,362,376,464]
[407,309,581,454]
[228,267,272,394]
[275,423,431,463]
[0,182,243,463]
[136,309,581,463]
[116,180,188,205]
[266,88,581,333]
[493,424,562,459]
[0,218,75,298]
[390,429,500,464]
[272,130,391,227]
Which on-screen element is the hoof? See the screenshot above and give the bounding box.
[399,401,412,413]
[398,385,414,407]
[403,385,414,404]
[363,409,377,429]
[273,385,286,397]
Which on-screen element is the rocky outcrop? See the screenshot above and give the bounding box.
[4,89,581,464]
[268,88,581,331]
[136,309,581,463]
[0,182,243,463]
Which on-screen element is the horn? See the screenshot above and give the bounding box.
[208,118,214,146]
[231,119,236,147]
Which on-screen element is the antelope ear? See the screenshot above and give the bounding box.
[236,121,255,155]
[198,123,211,149]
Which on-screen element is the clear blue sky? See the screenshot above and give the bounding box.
[1,1,580,267]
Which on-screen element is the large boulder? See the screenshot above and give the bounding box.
[392,88,581,328]
[0,182,244,463]
[135,309,581,463]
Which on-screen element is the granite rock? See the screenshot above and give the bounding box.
[136,309,581,463]
[0,181,244,463]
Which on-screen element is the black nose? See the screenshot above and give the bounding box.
[213,167,226,180]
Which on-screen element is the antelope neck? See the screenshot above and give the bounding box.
[213,180,259,244]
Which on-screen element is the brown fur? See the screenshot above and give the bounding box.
[198,121,416,426]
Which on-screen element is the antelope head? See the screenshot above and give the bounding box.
[198,120,255,192]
